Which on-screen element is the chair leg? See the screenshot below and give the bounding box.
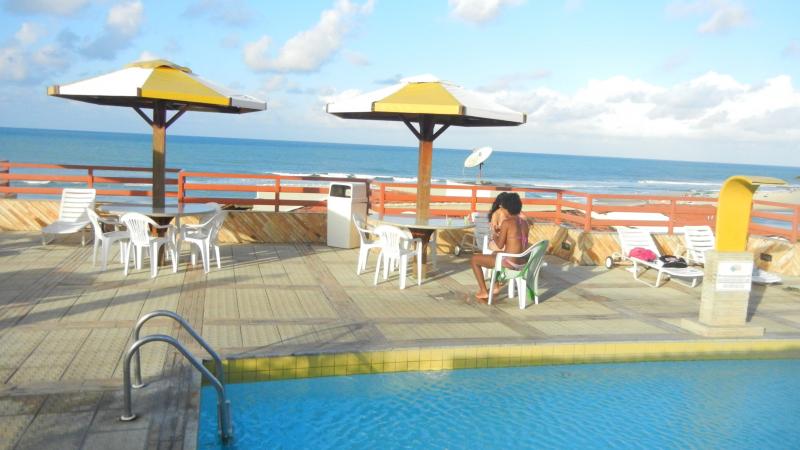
[150,244,159,278]
[488,271,498,305]
[214,245,221,269]
[119,241,126,263]
[81,229,86,246]
[399,255,407,289]
[123,242,131,276]
[200,242,210,273]
[373,253,383,285]
[508,278,515,298]
[518,279,527,309]
[357,247,366,274]
[135,247,143,270]
[101,240,111,271]
[416,249,422,286]
[92,239,99,266]
[171,244,178,273]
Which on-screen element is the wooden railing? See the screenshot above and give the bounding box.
[369,181,800,241]
[177,171,371,211]
[0,161,180,199]
[1,161,798,241]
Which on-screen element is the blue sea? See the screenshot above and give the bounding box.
[1,126,799,196]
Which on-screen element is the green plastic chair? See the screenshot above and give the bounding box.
[488,239,549,309]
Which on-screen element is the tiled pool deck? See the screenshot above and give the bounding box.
[1,231,799,449]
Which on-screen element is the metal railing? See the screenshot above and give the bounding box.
[121,311,232,442]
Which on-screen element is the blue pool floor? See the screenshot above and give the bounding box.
[199,359,800,449]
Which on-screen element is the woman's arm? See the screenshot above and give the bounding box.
[494,219,510,250]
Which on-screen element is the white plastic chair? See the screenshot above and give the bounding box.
[178,210,226,273]
[683,225,715,266]
[373,224,423,289]
[457,212,492,256]
[41,188,96,245]
[488,240,549,308]
[87,209,128,271]
[353,214,382,275]
[120,212,178,278]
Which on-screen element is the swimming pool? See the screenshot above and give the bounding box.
[198,359,800,449]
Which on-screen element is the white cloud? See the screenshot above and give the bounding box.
[80,1,143,60]
[784,41,800,59]
[183,0,254,26]
[243,0,374,73]
[666,0,750,34]
[448,0,523,24]
[3,0,91,16]
[136,50,159,61]
[343,50,370,66]
[489,72,800,142]
[14,22,44,46]
[0,22,68,82]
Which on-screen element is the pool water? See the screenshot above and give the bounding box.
[198,359,800,449]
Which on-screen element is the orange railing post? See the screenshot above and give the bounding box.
[380,183,386,215]
[87,168,94,188]
[274,178,281,212]
[470,187,477,214]
[668,199,676,235]
[177,171,185,205]
[555,192,562,225]
[793,205,800,242]
[0,160,13,199]
[583,194,593,232]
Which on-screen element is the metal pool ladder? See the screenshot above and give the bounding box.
[120,310,232,442]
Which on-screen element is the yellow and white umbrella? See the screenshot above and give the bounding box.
[48,59,266,208]
[326,74,525,220]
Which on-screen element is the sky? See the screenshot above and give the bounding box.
[0,0,799,166]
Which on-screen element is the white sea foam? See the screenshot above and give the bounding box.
[22,180,50,185]
[638,180,720,187]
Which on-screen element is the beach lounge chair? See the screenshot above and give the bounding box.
[683,225,715,265]
[488,239,549,309]
[353,214,382,275]
[41,188,96,245]
[609,227,703,288]
[373,224,422,289]
[178,209,226,273]
[120,212,178,278]
[87,209,128,271]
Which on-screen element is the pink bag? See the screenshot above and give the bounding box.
[629,247,657,261]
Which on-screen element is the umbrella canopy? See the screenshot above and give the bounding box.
[48,59,267,208]
[326,74,525,220]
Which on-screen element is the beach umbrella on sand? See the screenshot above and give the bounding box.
[48,59,266,208]
[326,74,526,221]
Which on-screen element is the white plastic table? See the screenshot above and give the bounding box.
[368,214,474,272]
[99,203,217,265]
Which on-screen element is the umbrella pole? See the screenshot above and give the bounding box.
[416,119,435,222]
[152,103,167,209]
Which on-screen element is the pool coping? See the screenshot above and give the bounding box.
[203,338,800,384]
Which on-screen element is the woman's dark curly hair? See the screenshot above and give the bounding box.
[501,192,523,215]
[488,192,508,221]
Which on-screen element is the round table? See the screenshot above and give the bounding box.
[368,214,474,273]
[99,203,218,265]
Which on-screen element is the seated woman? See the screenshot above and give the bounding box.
[470,193,530,303]
[487,192,509,252]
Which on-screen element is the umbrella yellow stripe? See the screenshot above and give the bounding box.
[373,83,462,115]
[140,68,229,106]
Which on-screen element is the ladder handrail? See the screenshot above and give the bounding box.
[121,334,233,442]
[131,310,224,388]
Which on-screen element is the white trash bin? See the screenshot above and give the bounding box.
[327,182,368,248]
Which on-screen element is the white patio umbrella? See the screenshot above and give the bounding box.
[48,59,267,208]
[326,74,525,221]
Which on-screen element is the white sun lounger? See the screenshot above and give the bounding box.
[683,225,715,266]
[609,227,703,288]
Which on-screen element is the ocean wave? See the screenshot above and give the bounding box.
[638,180,721,187]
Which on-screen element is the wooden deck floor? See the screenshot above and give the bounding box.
[1,231,800,449]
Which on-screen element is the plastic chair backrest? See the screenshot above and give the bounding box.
[352,214,373,245]
[617,227,661,258]
[209,211,227,243]
[684,226,714,263]
[120,212,157,246]
[522,240,548,277]
[201,202,222,224]
[472,212,491,247]
[86,209,103,236]
[59,189,96,223]
[374,224,410,258]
